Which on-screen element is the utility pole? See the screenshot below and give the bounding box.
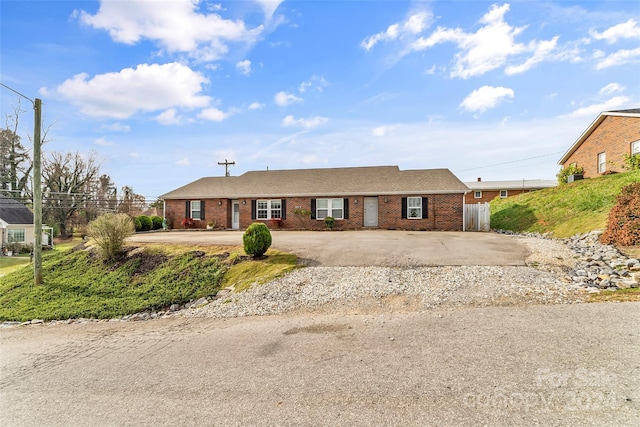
[0,83,43,285]
[33,99,42,285]
[217,159,235,177]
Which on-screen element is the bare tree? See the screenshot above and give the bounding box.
[0,101,33,202]
[42,151,101,237]
[118,185,147,215]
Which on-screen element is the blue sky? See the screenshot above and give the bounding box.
[1,0,639,200]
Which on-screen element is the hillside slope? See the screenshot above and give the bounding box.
[490,170,640,238]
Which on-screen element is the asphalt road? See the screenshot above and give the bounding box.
[1,303,639,426]
[129,230,530,266]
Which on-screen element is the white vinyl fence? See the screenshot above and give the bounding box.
[465,203,490,232]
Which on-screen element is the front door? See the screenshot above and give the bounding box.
[232,200,240,230]
[363,197,378,227]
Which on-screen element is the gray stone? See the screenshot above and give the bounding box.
[169,304,181,312]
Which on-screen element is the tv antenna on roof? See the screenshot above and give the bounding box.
[217,159,235,176]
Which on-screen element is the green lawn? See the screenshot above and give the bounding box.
[490,170,640,238]
[0,242,297,322]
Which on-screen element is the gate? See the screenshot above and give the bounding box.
[465,203,490,232]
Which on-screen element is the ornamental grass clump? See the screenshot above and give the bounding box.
[87,213,136,262]
[243,222,272,258]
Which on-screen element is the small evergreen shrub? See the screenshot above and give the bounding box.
[151,216,163,230]
[243,222,272,257]
[87,213,136,262]
[601,182,640,246]
[137,215,152,231]
[134,216,142,232]
[324,216,335,230]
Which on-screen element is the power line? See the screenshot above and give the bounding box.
[454,151,565,173]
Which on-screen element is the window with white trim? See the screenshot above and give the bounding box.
[8,228,26,243]
[474,191,482,199]
[316,198,343,220]
[407,197,422,219]
[597,152,606,173]
[500,190,508,198]
[190,200,201,220]
[632,141,640,156]
[256,199,282,220]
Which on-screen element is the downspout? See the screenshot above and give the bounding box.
[162,199,167,230]
[462,192,468,232]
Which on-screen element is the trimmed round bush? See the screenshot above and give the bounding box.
[151,216,163,230]
[137,215,152,232]
[243,222,272,257]
[134,216,142,232]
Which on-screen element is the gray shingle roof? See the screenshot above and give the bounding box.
[464,179,557,191]
[162,166,470,199]
[0,195,34,224]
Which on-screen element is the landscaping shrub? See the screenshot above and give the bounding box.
[243,222,272,257]
[137,215,152,232]
[134,216,142,232]
[151,216,163,230]
[601,182,640,246]
[324,216,335,230]
[557,164,585,184]
[87,213,136,262]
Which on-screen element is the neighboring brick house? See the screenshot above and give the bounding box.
[558,108,640,177]
[161,166,470,231]
[463,178,557,204]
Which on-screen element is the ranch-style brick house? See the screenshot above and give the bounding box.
[463,178,557,204]
[558,108,640,177]
[161,166,470,231]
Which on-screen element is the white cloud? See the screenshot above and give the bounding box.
[45,62,210,119]
[274,91,303,106]
[362,10,432,51]
[299,75,329,93]
[175,157,191,166]
[599,83,624,95]
[155,108,185,125]
[505,37,559,75]
[459,85,514,114]
[372,126,395,137]
[236,59,252,75]
[595,47,640,70]
[564,96,631,118]
[198,107,230,122]
[410,3,562,79]
[94,137,113,146]
[590,19,640,44]
[255,0,284,20]
[282,115,328,129]
[76,0,270,61]
[248,101,264,110]
[101,122,130,132]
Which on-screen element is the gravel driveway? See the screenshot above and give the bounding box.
[129,230,530,266]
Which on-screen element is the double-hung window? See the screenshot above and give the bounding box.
[632,141,640,156]
[189,200,202,220]
[407,197,422,219]
[315,198,344,220]
[8,228,26,243]
[255,199,283,220]
[500,190,508,198]
[474,191,482,199]
[597,152,606,173]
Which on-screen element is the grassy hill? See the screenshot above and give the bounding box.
[490,170,640,238]
[0,242,297,322]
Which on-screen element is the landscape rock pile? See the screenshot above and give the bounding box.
[562,230,639,292]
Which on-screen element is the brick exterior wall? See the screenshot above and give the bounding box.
[561,116,640,178]
[164,194,464,231]
[464,189,533,204]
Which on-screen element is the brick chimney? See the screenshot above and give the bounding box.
[477,177,482,182]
